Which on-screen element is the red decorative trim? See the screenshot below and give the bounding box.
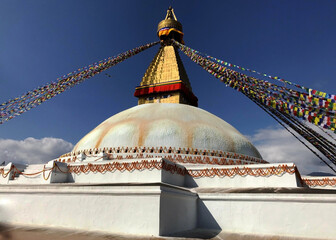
[134,83,182,96]
[188,164,297,178]
[68,160,187,176]
[68,162,296,179]
[302,177,336,187]
[1,163,57,180]
[134,82,198,105]
[1,162,297,181]
[0,167,11,178]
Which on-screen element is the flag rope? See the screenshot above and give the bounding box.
[173,40,336,171]
[0,41,159,124]
[173,40,336,133]
[182,43,336,102]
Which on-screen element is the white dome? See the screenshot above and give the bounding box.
[73,103,262,159]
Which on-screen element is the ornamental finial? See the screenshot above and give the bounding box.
[157,7,184,44]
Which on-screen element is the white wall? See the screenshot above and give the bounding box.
[198,192,336,239]
[0,183,198,236]
[0,185,161,235]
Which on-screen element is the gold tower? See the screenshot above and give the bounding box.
[134,7,198,106]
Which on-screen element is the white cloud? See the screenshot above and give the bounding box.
[249,127,336,176]
[0,137,73,165]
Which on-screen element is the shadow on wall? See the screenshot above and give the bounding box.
[0,208,12,240]
[0,223,12,239]
[185,174,198,188]
[0,203,12,239]
[173,173,222,238]
[167,198,222,239]
[197,200,221,235]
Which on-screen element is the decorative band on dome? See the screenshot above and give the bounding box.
[58,146,267,165]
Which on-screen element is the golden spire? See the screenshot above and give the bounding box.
[134,7,198,106]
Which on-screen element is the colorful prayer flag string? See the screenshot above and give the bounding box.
[0,41,159,124]
[173,40,336,133]
[173,40,336,171]
[176,42,336,102]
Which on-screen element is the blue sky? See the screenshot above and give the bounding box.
[0,0,335,174]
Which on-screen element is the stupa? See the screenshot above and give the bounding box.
[1,7,336,240]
